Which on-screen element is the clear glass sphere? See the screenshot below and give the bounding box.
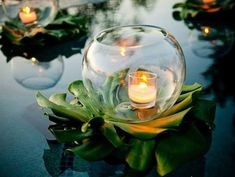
[11,55,64,90]
[2,0,58,28]
[82,25,186,122]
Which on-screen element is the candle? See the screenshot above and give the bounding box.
[128,71,157,109]
[19,6,37,24]
[202,0,214,4]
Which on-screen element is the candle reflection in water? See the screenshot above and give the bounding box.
[10,55,64,90]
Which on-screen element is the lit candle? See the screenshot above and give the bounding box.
[128,71,157,109]
[19,6,37,24]
[202,0,214,4]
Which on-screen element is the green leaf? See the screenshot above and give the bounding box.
[173,3,185,9]
[181,83,202,93]
[192,99,216,127]
[45,113,71,123]
[100,68,128,106]
[49,93,82,110]
[112,121,167,140]
[140,107,191,128]
[100,123,124,148]
[126,139,155,171]
[160,93,193,117]
[155,124,212,176]
[36,92,89,122]
[67,139,114,161]
[68,80,101,116]
[49,125,93,143]
[177,86,202,102]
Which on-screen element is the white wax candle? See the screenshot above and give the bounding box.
[128,82,157,103]
[19,6,37,24]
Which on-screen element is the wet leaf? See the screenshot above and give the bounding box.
[67,139,114,161]
[126,139,155,171]
[156,124,211,176]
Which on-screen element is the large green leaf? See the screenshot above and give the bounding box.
[155,124,212,176]
[160,94,193,117]
[177,84,202,102]
[36,92,90,122]
[49,93,82,109]
[49,125,93,143]
[68,80,101,116]
[140,107,191,128]
[100,123,124,148]
[112,121,167,140]
[67,139,114,161]
[126,139,155,171]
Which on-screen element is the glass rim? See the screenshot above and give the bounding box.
[94,24,169,49]
[128,71,157,79]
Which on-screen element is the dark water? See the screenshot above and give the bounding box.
[0,0,234,176]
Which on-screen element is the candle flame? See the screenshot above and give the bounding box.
[21,6,31,14]
[142,75,147,82]
[202,27,211,36]
[139,82,147,89]
[120,47,126,56]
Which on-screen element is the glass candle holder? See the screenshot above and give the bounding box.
[2,0,58,28]
[128,71,157,109]
[82,25,185,122]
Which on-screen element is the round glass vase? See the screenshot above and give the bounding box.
[2,0,58,28]
[82,25,186,122]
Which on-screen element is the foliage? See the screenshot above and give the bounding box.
[36,80,215,176]
[172,0,235,20]
[0,12,89,62]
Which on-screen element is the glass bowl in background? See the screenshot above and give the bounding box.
[2,0,58,28]
[82,25,186,122]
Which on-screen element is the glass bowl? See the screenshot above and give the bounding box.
[82,25,186,122]
[2,0,58,28]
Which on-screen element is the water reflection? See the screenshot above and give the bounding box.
[188,23,234,58]
[202,43,235,106]
[10,55,64,90]
[172,2,235,105]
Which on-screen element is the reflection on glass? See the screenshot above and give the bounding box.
[189,25,234,58]
[10,55,64,90]
[2,0,58,28]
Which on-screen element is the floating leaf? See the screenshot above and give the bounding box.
[155,124,211,176]
[49,125,93,143]
[36,92,90,122]
[68,80,101,116]
[100,123,124,148]
[126,139,155,171]
[112,121,167,139]
[140,107,191,128]
[67,139,114,161]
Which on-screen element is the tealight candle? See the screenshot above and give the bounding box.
[202,0,214,4]
[128,71,157,109]
[19,6,37,24]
